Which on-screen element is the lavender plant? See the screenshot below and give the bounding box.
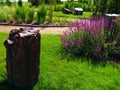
[61,16,120,61]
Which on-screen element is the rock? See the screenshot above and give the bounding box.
[74,8,83,15]
[62,8,73,14]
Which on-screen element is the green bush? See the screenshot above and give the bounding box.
[106,17,120,60]
[93,0,120,15]
[107,0,120,14]
[5,0,12,6]
[55,4,64,11]
[29,0,39,6]
[3,6,16,23]
[64,1,74,11]
[0,7,7,22]
[48,5,54,22]
[18,0,23,7]
[37,4,47,24]
[15,6,26,23]
[26,8,34,23]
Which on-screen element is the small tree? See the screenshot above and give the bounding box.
[107,0,120,14]
[6,0,12,6]
[93,0,120,15]
[28,0,39,6]
[99,0,108,15]
[18,0,23,7]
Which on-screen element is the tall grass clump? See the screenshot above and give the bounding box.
[54,4,64,11]
[48,4,54,22]
[26,8,34,23]
[18,0,23,7]
[37,4,47,24]
[0,7,7,22]
[5,0,12,6]
[2,6,16,23]
[15,6,26,23]
[61,17,120,61]
[64,1,74,11]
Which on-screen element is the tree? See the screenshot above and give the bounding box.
[6,0,12,6]
[18,0,23,7]
[107,0,120,14]
[99,0,108,15]
[93,0,120,15]
[28,0,40,6]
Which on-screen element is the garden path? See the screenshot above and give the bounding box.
[0,26,68,34]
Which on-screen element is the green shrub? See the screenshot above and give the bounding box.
[15,6,26,23]
[0,7,7,22]
[37,4,47,24]
[25,2,32,7]
[48,5,54,22]
[107,0,120,14]
[93,0,120,15]
[55,4,64,11]
[106,17,120,60]
[29,0,39,6]
[64,1,74,11]
[56,0,61,3]
[5,0,12,6]
[18,0,23,7]
[3,6,16,23]
[26,8,34,23]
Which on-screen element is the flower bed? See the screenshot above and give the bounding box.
[61,16,120,62]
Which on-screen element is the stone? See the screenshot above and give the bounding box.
[62,8,73,14]
[74,8,83,15]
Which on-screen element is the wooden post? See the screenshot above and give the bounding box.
[4,27,40,87]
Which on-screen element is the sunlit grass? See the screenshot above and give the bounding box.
[0,33,120,90]
[52,11,93,19]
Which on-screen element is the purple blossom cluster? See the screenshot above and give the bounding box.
[61,16,120,61]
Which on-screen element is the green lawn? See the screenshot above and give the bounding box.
[46,11,93,24]
[52,11,93,19]
[0,33,120,90]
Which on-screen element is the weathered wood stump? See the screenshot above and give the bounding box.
[4,27,40,87]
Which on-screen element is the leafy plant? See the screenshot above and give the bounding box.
[0,7,7,22]
[93,0,120,15]
[54,4,64,11]
[64,1,74,11]
[28,0,39,6]
[3,6,16,23]
[5,0,12,6]
[15,6,26,23]
[18,0,23,7]
[26,8,34,23]
[48,5,54,22]
[37,4,47,24]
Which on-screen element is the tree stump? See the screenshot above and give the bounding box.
[4,27,40,87]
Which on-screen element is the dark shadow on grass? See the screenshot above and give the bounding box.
[0,80,33,90]
[58,48,109,67]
